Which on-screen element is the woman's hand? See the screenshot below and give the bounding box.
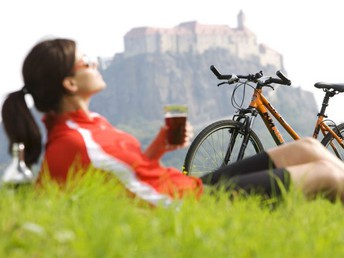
[144,122,194,161]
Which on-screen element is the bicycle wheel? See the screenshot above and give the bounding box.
[183,120,264,177]
[321,122,344,160]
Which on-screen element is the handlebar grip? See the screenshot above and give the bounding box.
[210,65,221,78]
[210,65,232,80]
[276,70,291,85]
[269,78,288,85]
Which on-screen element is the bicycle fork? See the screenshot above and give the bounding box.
[222,109,258,166]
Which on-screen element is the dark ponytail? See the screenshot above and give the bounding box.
[1,38,76,167]
[2,89,41,167]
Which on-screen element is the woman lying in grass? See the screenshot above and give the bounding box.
[2,38,344,205]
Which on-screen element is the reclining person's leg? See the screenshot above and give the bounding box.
[200,151,276,185]
[201,137,344,201]
[268,137,343,169]
[287,160,344,202]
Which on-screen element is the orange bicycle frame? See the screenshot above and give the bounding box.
[248,88,300,145]
[313,116,344,147]
[248,88,344,147]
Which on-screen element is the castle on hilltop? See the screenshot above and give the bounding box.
[123,11,283,69]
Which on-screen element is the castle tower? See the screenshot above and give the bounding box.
[237,10,245,30]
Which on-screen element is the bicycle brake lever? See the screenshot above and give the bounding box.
[266,85,274,90]
[217,82,228,87]
[258,77,275,90]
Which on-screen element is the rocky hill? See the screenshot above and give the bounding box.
[93,48,317,131]
[88,48,318,168]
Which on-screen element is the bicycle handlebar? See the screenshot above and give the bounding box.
[210,65,229,79]
[210,65,291,86]
[276,70,291,85]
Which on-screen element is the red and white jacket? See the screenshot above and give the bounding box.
[38,110,203,206]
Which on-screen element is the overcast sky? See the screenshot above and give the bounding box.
[1,0,344,123]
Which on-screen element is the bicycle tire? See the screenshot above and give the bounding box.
[321,122,344,160]
[183,120,264,177]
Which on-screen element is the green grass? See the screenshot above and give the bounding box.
[0,171,343,258]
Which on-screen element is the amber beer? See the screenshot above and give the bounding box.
[164,105,188,145]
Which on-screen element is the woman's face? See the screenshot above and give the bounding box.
[71,50,107,98]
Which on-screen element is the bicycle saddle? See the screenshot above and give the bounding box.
[314,82,344,92]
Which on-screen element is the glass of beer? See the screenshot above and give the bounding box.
[164,104,188,145]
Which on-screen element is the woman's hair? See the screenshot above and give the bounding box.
[1,38,76,167]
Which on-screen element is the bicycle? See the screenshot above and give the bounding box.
[183,65,344,177]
